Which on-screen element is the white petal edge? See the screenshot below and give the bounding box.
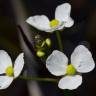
[0,50,12,74]
[0,76,13,90]
[71,45,95,73]
[58,75,82,90]
[26,15,52,32]
[55,3,71,22]
[14,53,24,78]
[46,50,68,76]
[64,17,74,27]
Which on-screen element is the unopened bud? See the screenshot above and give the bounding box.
[36,50,45,57]
[45,38,51,47]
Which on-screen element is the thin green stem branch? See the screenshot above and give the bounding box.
[19,76,58,83]
[55,30,63,52]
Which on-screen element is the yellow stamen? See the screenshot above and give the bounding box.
[66,64,76,75]
[50,19,59,28]
[6,66,14,76]
[36,50,45,57]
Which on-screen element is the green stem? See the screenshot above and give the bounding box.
[55,30,63,52]
[63,90,73,96]
[19,76,58,83]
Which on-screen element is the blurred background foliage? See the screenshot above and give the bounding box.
[0,0,96,96]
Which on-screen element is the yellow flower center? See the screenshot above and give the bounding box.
[50,19,59,28]
[66,64,76,75]
[6,66,14,76]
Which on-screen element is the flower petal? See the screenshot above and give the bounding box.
[46,50,68,76]
[26,15,51,32]
[0,76,13,89]
[55,3,71,21]
[0,50,12,74]
[64,17,74,27]
[71,45,95,73]
[14,53,24,78]
[58,75,82,90]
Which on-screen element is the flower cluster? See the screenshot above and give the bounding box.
[26,3,95,90]
[0,2,95,91]
[34,35,51,57]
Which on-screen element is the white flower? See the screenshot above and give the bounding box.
[0,50,24,89]
[46,45,95,90]
[26,3,74,32]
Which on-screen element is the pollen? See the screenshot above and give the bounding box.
[50,19,59,28]
[6,66,14,76]
[66,64,76,75]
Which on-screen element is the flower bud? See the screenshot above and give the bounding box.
[36,50,45,57]
[45,38,51,47]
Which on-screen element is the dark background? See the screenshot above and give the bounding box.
[0,0,96,96]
